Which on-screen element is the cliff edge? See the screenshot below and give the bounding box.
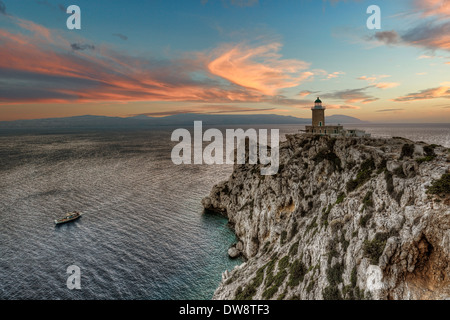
[202,134,450,300]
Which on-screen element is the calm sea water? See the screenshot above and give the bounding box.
[0,123,448,300]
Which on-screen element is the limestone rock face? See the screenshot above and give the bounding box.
[202,134,450,300]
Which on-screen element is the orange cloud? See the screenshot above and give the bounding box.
[374,82,401,89]
[326,104,360,110]
[416,0,450,17]
[357,75,399,89]
[326,71,345,80]
[394,83,450,102]
[207,42,312,95]
[14,17,53,43]
[358,76,377,82]
[298,90,313,97]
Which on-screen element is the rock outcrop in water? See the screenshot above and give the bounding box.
[202,134,450,300]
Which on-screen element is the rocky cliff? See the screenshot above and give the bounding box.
[202,134,450,300]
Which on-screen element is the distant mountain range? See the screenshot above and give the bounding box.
[0,114,369,131]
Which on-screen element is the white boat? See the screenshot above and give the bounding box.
[54,211,82,225]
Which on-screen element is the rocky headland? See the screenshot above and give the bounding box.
[202,134,450,300]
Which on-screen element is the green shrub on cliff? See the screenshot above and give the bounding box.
[263,269,287,299]
[288,259,307,287]
[278,255,290,270]
[359,212,373,228]
[427,173,450,196]
[280,230,287,245]
[234,264,266,300]
[385,171,395,195]
[416,155,436,164]
[336,192,346,204]
[362,191,374,208]
[321,204,333,227]
[346,159,375,192]
[363,233,389,264]
[326,262,344,286]
[400,144,414,159]
[289,242,299,257]
[322,285,342,300]
[350,266,358,288]
[313,148,342,172]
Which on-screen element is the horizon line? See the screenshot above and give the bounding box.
[1,113,450,125]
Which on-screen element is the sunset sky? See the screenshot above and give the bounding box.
[0,0,450,122]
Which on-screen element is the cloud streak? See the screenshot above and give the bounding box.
[357,74,399,90]
[321,87,379,104]
[112,33,128,41]
[415,0,450,18]
[376,109,404,112]
[131,105,277,117]
[393,83,450,102]
[71,43,95,51]
[0,0,6,15]
[374,82,401,89]
[202,0,259,7]
[326,71,345,80]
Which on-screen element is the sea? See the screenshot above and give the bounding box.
[0,123,448,300]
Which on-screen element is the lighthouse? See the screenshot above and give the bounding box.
[305,97,343,136]
[312,97,325,127]
[304,97,370,137]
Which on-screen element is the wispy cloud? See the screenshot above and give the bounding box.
[358,75,377,82]
[393,83,450,102]
[0,0,7,15]
[297,90,315,97]
[321,87,379,104]
[373,82,400,89]
[207,42,312,95]
[371,31,401,45]
[415,0,450,18]
[357,74,399,89]
[418,54,434,59]
[112,33,128,41]
[201,0,259,7]
[71,43,95,51]
[131,105,276,117]
[326,71,345,80]
[376,109,404,112]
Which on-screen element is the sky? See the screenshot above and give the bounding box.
[0,0,449,122]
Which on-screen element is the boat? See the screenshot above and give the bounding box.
[54,211,82,225]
